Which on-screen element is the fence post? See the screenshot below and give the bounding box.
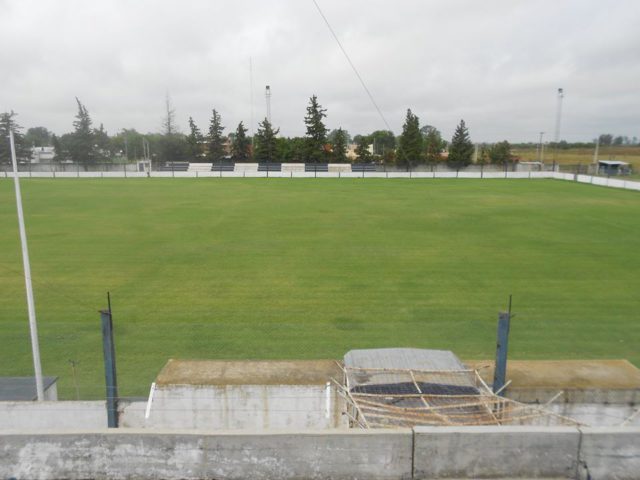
[493,311,511,396]
[100,309,119,427]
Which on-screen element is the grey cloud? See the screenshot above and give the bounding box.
[0,0,638,142]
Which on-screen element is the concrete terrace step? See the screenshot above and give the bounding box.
[187,163,212,172]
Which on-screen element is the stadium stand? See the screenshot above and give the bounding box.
[160,162,189,172]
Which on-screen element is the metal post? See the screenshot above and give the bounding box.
[100,308,119,427]
[493,311,511,396]
[9,130,45,401]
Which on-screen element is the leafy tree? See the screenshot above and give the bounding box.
[332,128,348,163]
[93,123,111,159]
[422,125,446,163]
[207,109,225,162]
[488,140,513,165]
[186,117,204,161]
[447,119,473,168]
[396,109,423,169]
[254,118,280,162]
[276,137,306,162]
[354,136,373,163]
[370,130,396,155]
[231,121,251,162]
[24,127,52,147]
[110,128,144,161]
[0,111,30,164]
[476,145,490,166]
[51,134,67,163]
[304,95,328,163]
[68,97,98,167]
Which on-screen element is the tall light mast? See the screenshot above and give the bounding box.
[265,85,272,124]
[554,88,564,144]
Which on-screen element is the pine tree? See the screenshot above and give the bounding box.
[396,109,422,169]
[448,119,474,168]
[51,134,66,162]
[303,95,328,163]
[332,128,348,163]
[354,136,373,163]
[69,97,97,167]
[186,117,204,161]
[254,118,280,162]
[231,121,251,162]
[207,109,225,162]
[0,111,30,164]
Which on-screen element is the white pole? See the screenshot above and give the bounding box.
[9,129,45,401]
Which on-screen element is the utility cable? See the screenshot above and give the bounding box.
[311,0,392,132]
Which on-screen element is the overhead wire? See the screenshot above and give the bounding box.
[311,0,392,133]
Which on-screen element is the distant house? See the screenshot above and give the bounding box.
[598,160,631,176]
[30,146,55,164]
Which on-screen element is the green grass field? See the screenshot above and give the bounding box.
[1,178,639,399]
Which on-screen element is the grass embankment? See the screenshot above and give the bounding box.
[1,179,638,398]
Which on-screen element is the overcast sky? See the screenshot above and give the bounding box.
[1,0,639,142]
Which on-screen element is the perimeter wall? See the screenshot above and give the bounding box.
[1,426,639,479]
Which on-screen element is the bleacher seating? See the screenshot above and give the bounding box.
[211,162,235,172]
[160,162,189,172]
[351,163,377,172]
[305,163,329,172]
[257,163,282,172]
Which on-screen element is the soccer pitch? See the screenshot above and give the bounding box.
[1,178,638,399]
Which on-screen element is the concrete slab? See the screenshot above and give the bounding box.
[156,359,342,386]
[413,426,580,479]
[464,360,640,390]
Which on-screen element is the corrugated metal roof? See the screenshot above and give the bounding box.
[344,348,465,371]
[343,348,470,390]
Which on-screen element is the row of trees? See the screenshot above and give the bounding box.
[8,95,633,168]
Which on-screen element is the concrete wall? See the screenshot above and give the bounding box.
[2,427,639,479]
[0,401,106,429]
[0,429,413,480]
[4,170,639,191]
[578,427,640,480]
[130,384,346,429]
[414,426,580,479]
[548,403,640,427]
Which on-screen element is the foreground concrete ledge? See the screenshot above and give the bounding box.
[0,428,414,480]
[578,427,640,480]
[1,427,410,435]
[413,425,580,480]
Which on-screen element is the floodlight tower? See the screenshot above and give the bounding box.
[554,88,564,144]
[538,131,545,162]
[265,85,272,124]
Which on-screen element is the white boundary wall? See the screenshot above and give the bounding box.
[1,427,638,479]
[3,169,638,190]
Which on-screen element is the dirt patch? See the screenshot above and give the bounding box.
[156,359,342,386]
[464,359,640,390]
